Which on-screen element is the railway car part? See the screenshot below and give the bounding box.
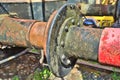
[0,0,120,78]
[0,3,80,77]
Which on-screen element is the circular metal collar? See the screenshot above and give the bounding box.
[46,3,81,77]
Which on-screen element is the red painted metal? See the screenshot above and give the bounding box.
[99,28,120,67]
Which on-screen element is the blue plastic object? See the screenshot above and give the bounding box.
[83,19,96,25]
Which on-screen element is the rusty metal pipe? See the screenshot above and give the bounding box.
[0,11,56,55]
[29,21,47,48]
[0,15,47,49]
[0,3,119,78]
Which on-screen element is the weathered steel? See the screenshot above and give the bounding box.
[0,15,47,49]
[29,21,47,48]
[46,3,80,77]
[77,59,120,73]
[0,2,120,78]
[46,2,120,77]
[64,27,103,60]
[0,16,34,46]
[0,3,81,77]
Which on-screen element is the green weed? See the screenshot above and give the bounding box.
[111,68,120,80]
[33,67,51,80]
[12,67,51,80]
[12,75,19,80]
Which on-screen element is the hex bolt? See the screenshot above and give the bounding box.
[70,5,75,9]
[61,54,71,66]
[60,41,64,47]
[71,19,75,25]
[65,26,68,32]
[77,22,80,27]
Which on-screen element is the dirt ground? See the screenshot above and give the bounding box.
[0,47,119,80]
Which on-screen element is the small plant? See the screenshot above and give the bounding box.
[33,67,51,80]
[111,72,120,80]
[12,75,19,80]
[111,69,120,80]
[29,48,39,54]
[12,67,51,80]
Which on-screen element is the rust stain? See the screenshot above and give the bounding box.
[0,16,34,47]
[29,22,47,48]
[0,15,53,54]
[43,11,57,55]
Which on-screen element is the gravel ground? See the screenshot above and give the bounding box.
[49,64,114,80]
[0,47,41,80]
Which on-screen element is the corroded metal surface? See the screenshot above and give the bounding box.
[0,16,48,49]
[44,11,57,54]
[0,1,120,78]
[0,16,35,47]
[64,27,103,60]
[46,3,80,77]
[77,59,120,73]
[29,22,47,48]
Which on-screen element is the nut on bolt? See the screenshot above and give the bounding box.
[61,41,64,47]
[71,19,75,25]
[65,26,68,32]
[77,22,80,27]
[61,54,71,66]
[70,5,75,9]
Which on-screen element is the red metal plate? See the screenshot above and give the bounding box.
[99,28,120,67]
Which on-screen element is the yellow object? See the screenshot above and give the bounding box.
[102,0,116,5]
[86,16,114,27]
[102,0,108,5]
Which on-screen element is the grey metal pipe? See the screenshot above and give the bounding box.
[64,27,103,60]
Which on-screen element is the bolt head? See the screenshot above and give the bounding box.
[65,26,68,32]
[77,22,80,27]
[61,41,64,47]
[71,19,75,25]
[61,54,71,66]
[70,5,75,9]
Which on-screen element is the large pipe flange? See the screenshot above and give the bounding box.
[46,3,81,77]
